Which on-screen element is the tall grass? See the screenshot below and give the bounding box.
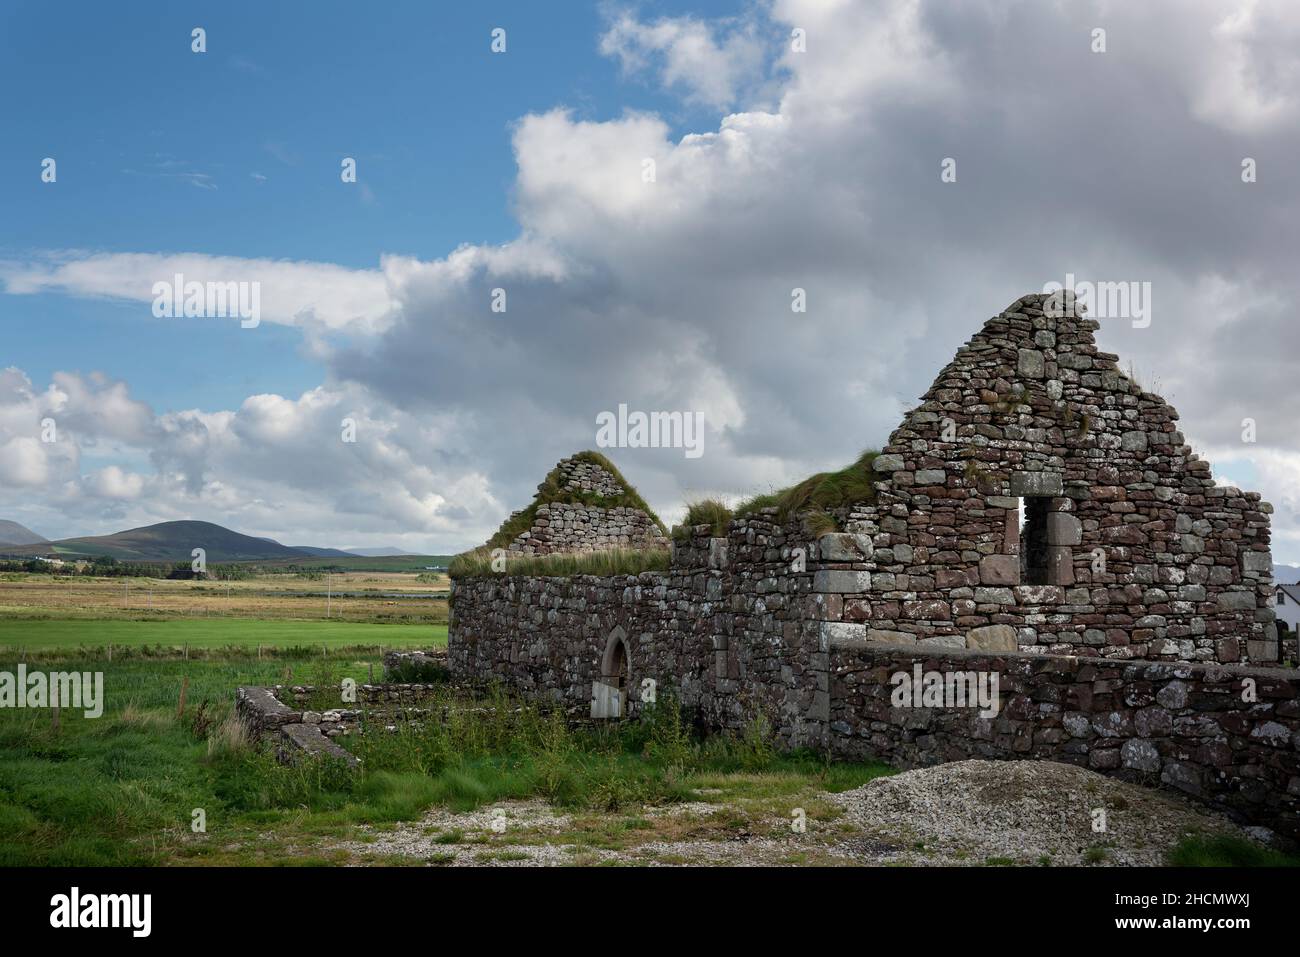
[207,713,252,759]
[448,546,670,579]
[679,498,734,537]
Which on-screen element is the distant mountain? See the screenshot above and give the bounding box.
[348,547,411,557]
[1275,565,1300,586]
[0,520,48,546]
[290,545,362,558]
[4,521,319,562]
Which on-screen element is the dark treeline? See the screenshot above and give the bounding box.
[0,557,257,580]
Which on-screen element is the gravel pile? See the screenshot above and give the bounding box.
[320,761,1267,867]
[829,759,1254,866]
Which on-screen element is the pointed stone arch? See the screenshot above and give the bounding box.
[591,626,630,718]
[600,626,631,684]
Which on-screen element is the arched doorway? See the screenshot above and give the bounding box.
[591,626,630,718]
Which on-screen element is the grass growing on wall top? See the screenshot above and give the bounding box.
[735,449,881,518]
[448,546,671,579]
[680,499,733,537]
[484,450,668,550]
[674,450,882,538]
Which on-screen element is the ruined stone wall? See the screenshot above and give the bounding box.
[826,292,1275,664]
[554,456,624,497]
[234,686,359,766]
[507,503,668,555]
[448,291,1290,827]
[450,521,827,746]
[501,455,670,555]
[450,532,1300,834]
[825,646,1300,839]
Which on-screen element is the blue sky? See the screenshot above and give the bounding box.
[1,0,743,412]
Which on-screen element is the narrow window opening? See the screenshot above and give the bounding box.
[609,640,627,690]
[1021,497,1051,585]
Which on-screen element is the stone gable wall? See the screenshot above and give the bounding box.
[500,455,670,555]
[831,292,1275,664]
[555,456,624,497]
[507,502,668,555]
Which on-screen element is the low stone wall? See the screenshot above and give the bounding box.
[826,646,1300,838]
[381,649,449,683]
[235,686,300,736]
[448,572,710,710]
[360,682,442,705]
[235,685,359,767]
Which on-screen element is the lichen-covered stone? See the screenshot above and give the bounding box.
[967,624,1017,651]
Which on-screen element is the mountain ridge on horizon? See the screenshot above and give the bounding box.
[0,519,367,562]
[0,519,47,546]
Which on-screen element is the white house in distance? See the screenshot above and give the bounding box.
[1275,584,1300,634]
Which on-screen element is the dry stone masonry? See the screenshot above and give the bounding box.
[500,455,669,555]
[510,502,667,554]
[449,293,1296,837]
[849,291,1275,664]
[827,647,1300,839]
[235,685,360,767]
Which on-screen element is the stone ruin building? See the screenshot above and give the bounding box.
[492,453,669,556]
[449,293,1298,838]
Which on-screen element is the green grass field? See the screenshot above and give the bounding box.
[0,655,376,865]
[0,619,447,653]
[0,653,895,866]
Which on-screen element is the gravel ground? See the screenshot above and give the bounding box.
[328,760,1264,866]
[828,759,1256,866]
